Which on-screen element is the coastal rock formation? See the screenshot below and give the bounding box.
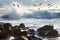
[37,25,58,37]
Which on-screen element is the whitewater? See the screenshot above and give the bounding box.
[0,1,60,40]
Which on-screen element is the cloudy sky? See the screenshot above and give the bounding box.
[0,0,60,5]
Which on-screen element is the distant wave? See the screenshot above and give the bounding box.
[0,10,60,20]
[23,11,60,19]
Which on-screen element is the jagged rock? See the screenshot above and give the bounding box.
[3,23,13,37]
[18,23,26,30]
[27,29,35,36]
[37,25,58,37]
[47,30,58,37]
[13,28,21,37]
[37,25,53,32]
[0,22,4,25]
[20,31,27,37]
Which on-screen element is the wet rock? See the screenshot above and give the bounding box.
[18,23,26,30]
[47,30,58,37]
[13,28,21,37]
[0,30,8,39]
[0,23,7,39]
[37,25,53,32]
[37,25,58,37]
[20,31,27,37]
[14,25,19,29]
[27,29,35,36]
[3,23,14,37]
[0,22,4,25]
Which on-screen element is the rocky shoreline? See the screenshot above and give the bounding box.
[0,22,60,40]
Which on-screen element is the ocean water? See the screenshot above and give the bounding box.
[0,1,60,40]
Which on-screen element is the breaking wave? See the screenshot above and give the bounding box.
[0,1,60,20]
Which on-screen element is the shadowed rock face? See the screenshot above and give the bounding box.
[37,25,53,32]
[3,23,13,33]
[19,23,26,30]
[0,23,7,39]
[3,23,14,37]
[0,22,59,40]
[27,29,35,36]
[20,31,27,37]
[37,25,58,37]
[13,28,21,37]
[47,30,58,37]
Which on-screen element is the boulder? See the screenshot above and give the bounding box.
[27,29,35,36]
[37,25,58,37]
[20,31,27,37]
[13,28,21,37]
[3,23,14,37]
[47,30,58,37]
[18,23,26,30]
[37,25,53,32]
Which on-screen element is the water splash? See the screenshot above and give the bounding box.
[0,1,60,20]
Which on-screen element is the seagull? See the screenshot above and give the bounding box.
[32,4,37,7]
[38,3,42,11]
[17,4,19,8]
[13,3,15,6]
[38,7,40,11]
[47,3,53,8]
[39,3,42,6]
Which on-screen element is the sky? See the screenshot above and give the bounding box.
[0,0,60,10]
[0,0,60,5]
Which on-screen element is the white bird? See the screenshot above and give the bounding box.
[39,3,42,6]
[47,3,53,8]
[13,3,15,6]
[38,3,43,11]
[17,4,19,8]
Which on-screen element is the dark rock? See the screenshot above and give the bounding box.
[20,31,27,37]
[0,23,3,31]
[14,25,19,29]
[0,30,8,39]
[27,29,35,36]
[37,25,53,32]
[0,22,4,25]
[0,22,4,31]
[37,25,58,37]
[0,23,7,39]
[13,28,21,37]
[3,23,13,37]
[47,30,58,37]
[3,23,13,32]
[18,23,26,30]
[1,15,9,19]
